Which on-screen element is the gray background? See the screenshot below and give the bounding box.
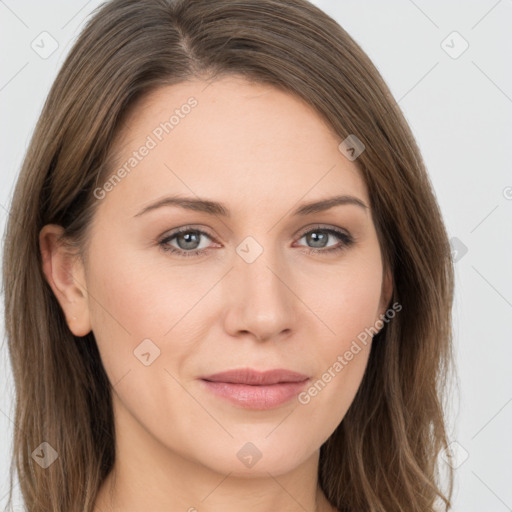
[1,0,511,510]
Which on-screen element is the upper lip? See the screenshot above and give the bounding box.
[200,368,310,385]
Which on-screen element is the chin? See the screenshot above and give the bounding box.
[196,439,314,478]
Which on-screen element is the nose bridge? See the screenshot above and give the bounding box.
[223,236,297,340]
[241,250,286,301]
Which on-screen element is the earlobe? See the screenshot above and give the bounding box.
[39,224,92,337]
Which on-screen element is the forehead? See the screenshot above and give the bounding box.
[101,76,369,218]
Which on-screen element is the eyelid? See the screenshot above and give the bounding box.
[294,223,351,239]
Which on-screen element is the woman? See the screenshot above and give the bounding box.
[2,0,455,510]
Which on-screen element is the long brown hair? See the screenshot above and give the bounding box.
[2,0,456,510]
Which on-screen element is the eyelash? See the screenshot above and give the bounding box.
[158,224,354,258]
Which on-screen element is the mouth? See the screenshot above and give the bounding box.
[198,368,310,410]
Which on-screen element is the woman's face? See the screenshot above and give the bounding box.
[60,76,392,477]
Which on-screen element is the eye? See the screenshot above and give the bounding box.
[158,227,216,258]
[294,225,354,255]
[158,224,354,258]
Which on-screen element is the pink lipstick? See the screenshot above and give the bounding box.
[199,368,310,410]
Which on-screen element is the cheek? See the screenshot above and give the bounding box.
[87,234,196,336]
[84,234,166,376]
[302,246,384,350]
[85,234,218,386]
[294,246,383,411]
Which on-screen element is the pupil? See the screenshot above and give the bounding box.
[178,232,200,250]
[308,231,327,248]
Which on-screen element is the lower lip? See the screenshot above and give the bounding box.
[200,379,310,410]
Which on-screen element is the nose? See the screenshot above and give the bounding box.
[222,249,299,343]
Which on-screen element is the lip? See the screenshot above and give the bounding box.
[199,368,310,410]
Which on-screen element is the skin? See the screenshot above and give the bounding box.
[40,75,392,512]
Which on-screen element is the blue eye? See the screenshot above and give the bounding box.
[295,225,354,254]
[158,225,354,258]
[159,227,213,258]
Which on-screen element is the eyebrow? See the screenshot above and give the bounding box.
[134,194,368,218]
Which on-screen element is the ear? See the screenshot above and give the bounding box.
[39,224,91,337]
[377,266,393,319]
